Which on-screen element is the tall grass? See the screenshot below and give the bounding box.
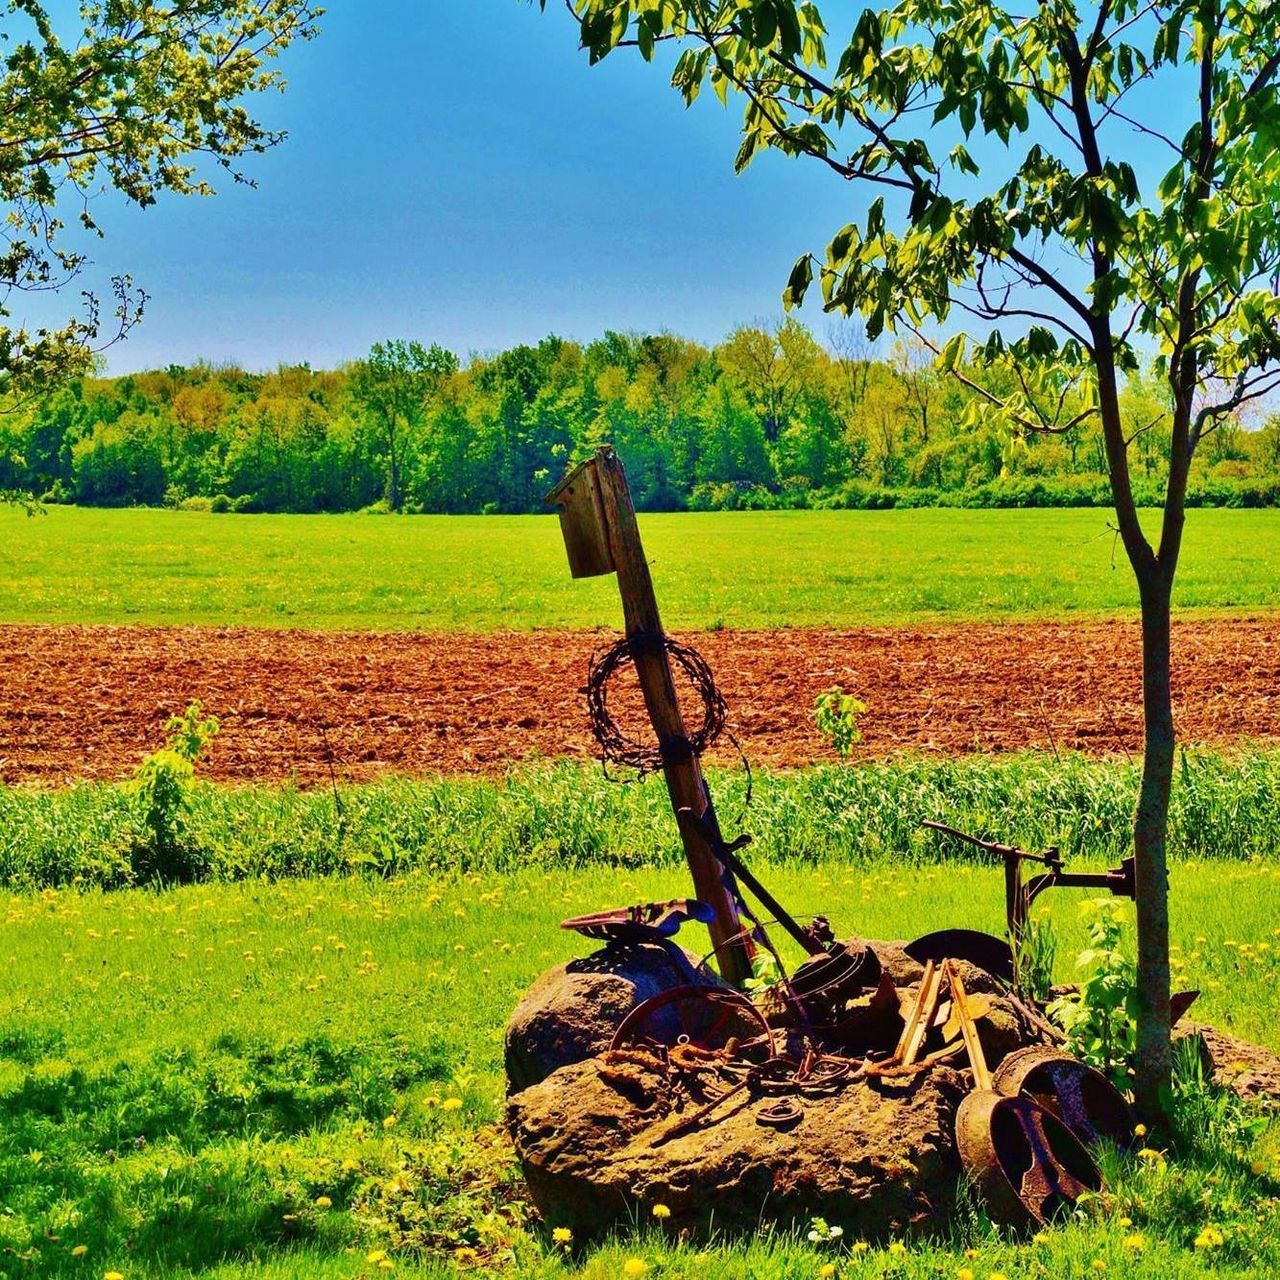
[1,749,1277,890]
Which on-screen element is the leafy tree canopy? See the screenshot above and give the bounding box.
[0,0,320,397]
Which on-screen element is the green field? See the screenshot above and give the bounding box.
[1,855,1278,1280]
[4,505,1280,630]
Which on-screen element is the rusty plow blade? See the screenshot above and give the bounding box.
[947,964,1103,1228]
[992,1045,1134,1150]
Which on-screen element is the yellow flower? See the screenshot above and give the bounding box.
[1032,1232,1049,1245]
[623,1260,649,1277]
[964,1248,979,1259]
[552,1226,573,1245]
[378,1262,395,1273]
[1092,1261,1107,1272]
[1133,1123,1147,1138]
[651,1202,671,1220]
[365,1250,388,1263]
[1195,1226,1225,1249]
[105,1273,125,1280]
[71,1245,88,1257]
[1136,1147,1166,1167]
[442,1097,463,1112]
[1124,1233,1146,1252]
[888,1240,907,1256]
[820,1266,838,1279]
[957,1270,975,1280]
[1117,1216,1132,1227]
[382,1114,398,1128]
[850,1241,869,1255]
[1252,1158,1268,1176]
[314,1195,332,1209]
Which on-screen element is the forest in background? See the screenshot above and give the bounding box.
[5,318,1280,514]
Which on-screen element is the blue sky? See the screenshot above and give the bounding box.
[57,1,855,374]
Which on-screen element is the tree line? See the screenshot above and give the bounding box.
[3,319,1278,514]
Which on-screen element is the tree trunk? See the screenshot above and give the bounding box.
[1133,570,1174,1118]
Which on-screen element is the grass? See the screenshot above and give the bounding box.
[3,505,1280,630]
[1,857,1279,1279]
[3,749,1280,890]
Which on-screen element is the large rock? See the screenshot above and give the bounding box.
[504,941,722,1093]
[1177,1023,1280,1101]
[508,1051,970,1238]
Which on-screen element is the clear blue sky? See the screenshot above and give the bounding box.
[67,1,856,374]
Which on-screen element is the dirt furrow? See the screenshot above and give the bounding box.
[3,620,1278,785]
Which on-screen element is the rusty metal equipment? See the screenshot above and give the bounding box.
[903,928,1015,983]
[949,963,1103,1227]
[610,985,775,1060]
[561,899,715,944]
[992,1045,1134,1149]
[922,820,1136,945]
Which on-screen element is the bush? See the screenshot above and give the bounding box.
[180,495,214,512]
[210,493,233,513]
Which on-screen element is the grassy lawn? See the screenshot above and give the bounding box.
[3,505,1280,630]
[1,856,1279,1279]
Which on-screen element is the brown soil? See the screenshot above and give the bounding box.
[3,619,1279,785]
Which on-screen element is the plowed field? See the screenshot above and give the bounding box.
[4,619,1278,785]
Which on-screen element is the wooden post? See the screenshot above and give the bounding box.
[547,446,754,986]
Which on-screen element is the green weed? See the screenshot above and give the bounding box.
[2,750,1280,891]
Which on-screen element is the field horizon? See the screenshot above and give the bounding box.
[4,504,1280,632]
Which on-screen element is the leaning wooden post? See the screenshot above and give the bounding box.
[546,446,755,986]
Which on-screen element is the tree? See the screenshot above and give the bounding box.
[550,0,1280,1117]
[0,1,320,398]
[350,341,458,511]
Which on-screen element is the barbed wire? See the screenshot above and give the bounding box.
[585,632,729,776]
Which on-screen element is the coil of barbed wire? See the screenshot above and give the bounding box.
[586,632,728,774]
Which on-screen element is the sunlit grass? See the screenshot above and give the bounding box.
[3,505,1280,630]
[2,857,1280,1277]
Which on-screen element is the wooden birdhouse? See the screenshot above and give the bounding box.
[545,453,616,579]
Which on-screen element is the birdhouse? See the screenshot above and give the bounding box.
[545,454,616,578]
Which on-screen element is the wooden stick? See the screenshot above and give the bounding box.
[582,448,753,986]
[947,964,993,1090]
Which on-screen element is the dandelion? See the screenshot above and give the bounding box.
[1032,1232,1049,1245]
[989,1273,1008,1280]
[382,1114,398,1128]
[1118,1216,1132,1227]
[957,1270,975,1280]
[71,1245,88,1257]
[442,1097,463,1112]
[888,1240,907,1256]
[820,1266,837,1279]
[652,1203,671,1220]
[1252,1158,1268,1176]
[1136,1147,1166,1167]
[850,1241,869,1255]
[105,1273,125,1280]
[366,1249,388,1263]
[378,1263,395,1273]
[314,1195,332,1209]
[623,1260,649,1277]
[1092,1261,1107,1272]
[964,1248,979,1259]
[552,1227,573,1245]
[1194,1226,1225,1249]
[1124,1234,1146,1252]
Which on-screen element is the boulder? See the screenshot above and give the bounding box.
[504,941,722,1093]
[1177,1023,1280,1102]
[508,1051,970,1238]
